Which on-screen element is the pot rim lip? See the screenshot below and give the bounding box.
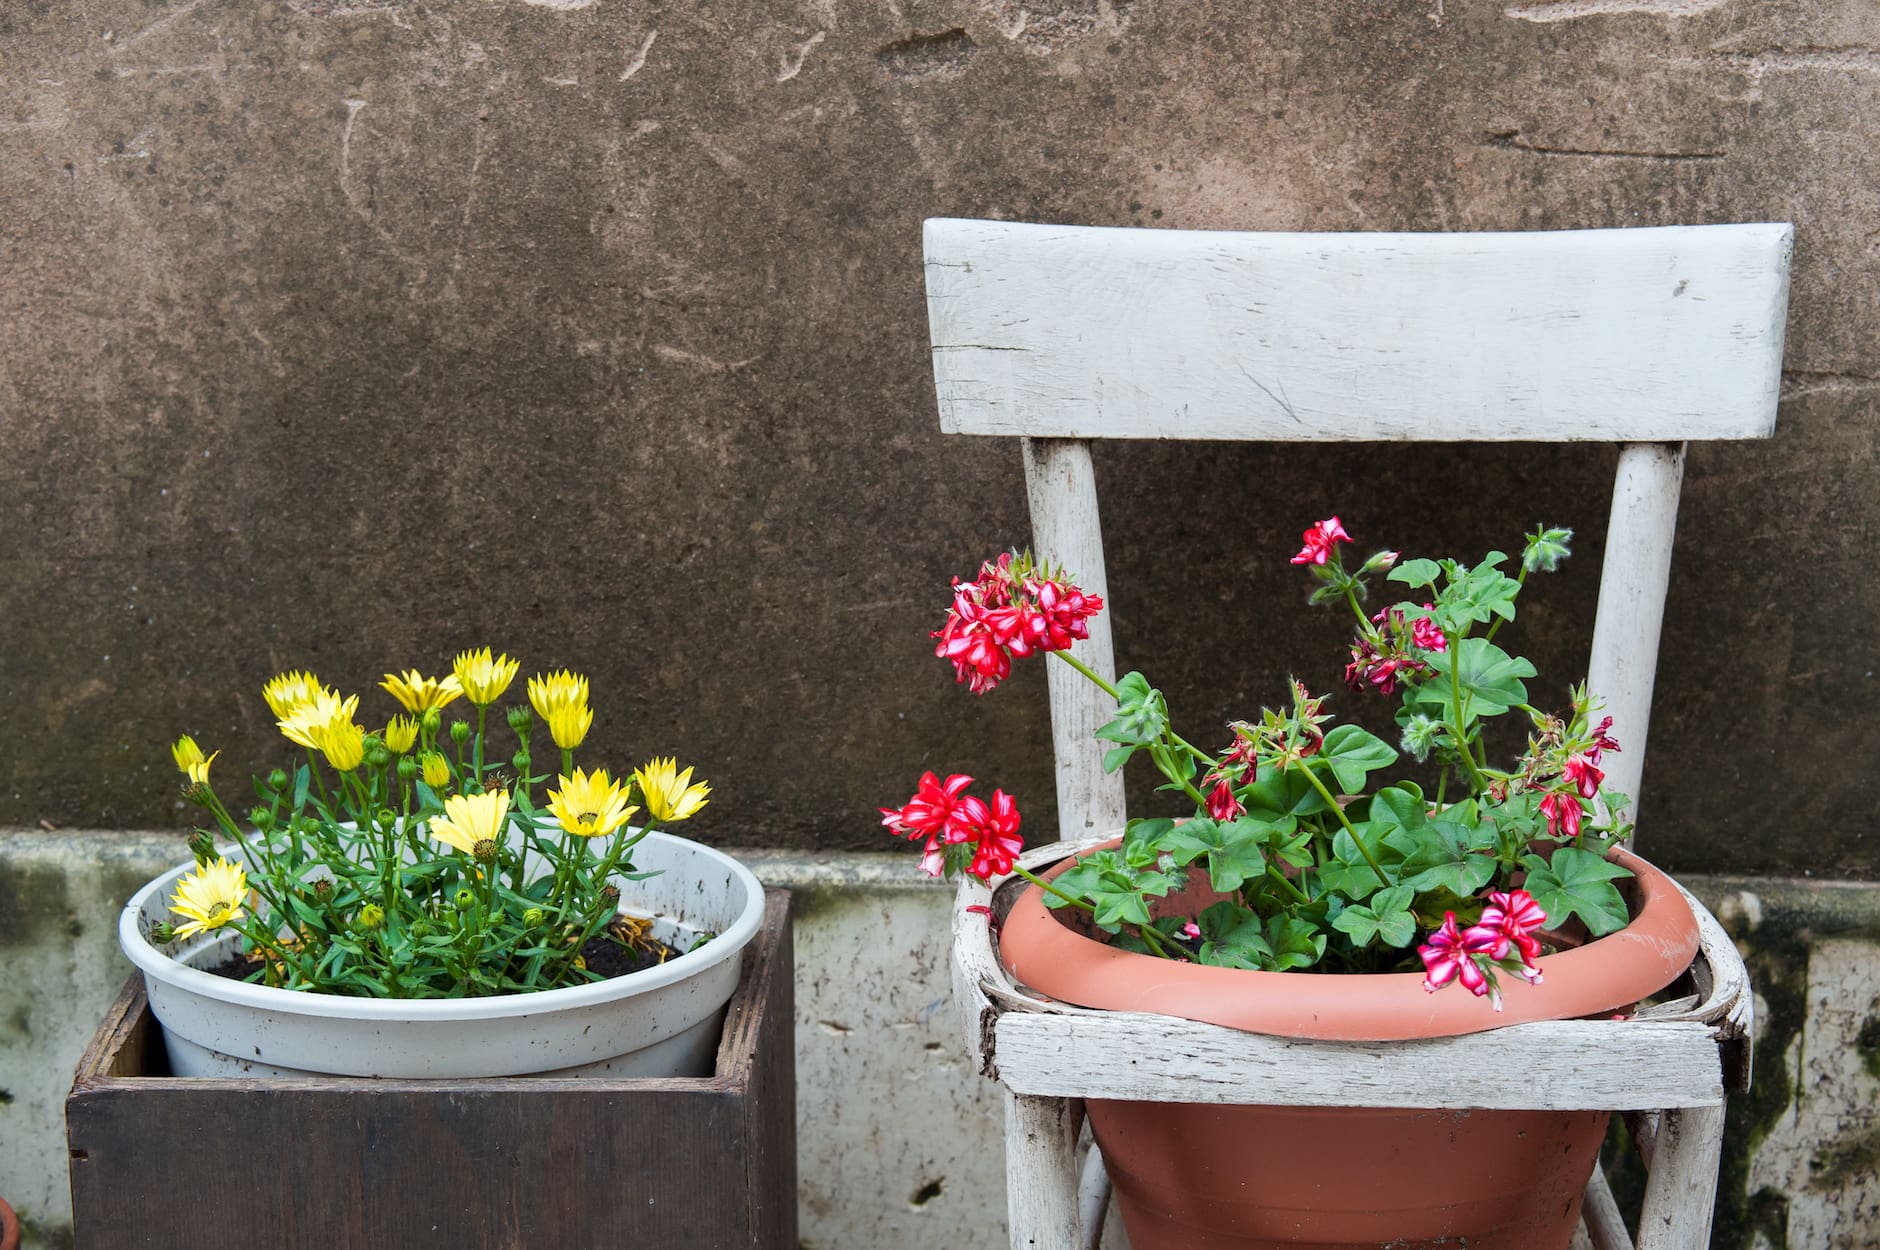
[998,839,1699,1040]
[119,826,764,1021]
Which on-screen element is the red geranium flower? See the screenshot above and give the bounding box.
[880,772,984,846]
[967,789,1024,881]
[1205,774,1244,822]
[1290,516,1352,566]
[1563,754,1604,799]
[1418,913,1501,1005]
[1588,716,1622,764]
[1540,791,1582,840]
[1474,889,1548,965]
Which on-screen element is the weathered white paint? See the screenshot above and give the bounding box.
[1021,437,1126,843]
[924,218,1792,442]
[1588,441,1687,839]
[520,0,597,10]
[1004,1091,1083,1250]
[1580,1163,1636,1250]
[993,1013,1724,1109]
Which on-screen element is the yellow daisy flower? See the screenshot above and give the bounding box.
[169,735,218,785]
[419,750,451,789]
[633,757,711,824]
[528,670,594,750]
[262,670,323,721]
[548,767,638,839]
[384,715,419,755]
[452,648,519,708]
[379,669,465,714]
[310,716,366,773]
[278,689,358,750]
[430,789,510,860]
[169,857,248,940]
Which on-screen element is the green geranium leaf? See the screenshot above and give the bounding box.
[1520,847,1634,936]
[1399,817,1499,895]
[1197,900,1273,969]
[1165,817,1268,893]
[1318,825,1406,899]
[1243,764,1331,820]
[1313,723,1399,793]
[1441,553,1522,627]
[1330,884,1416,948]
[1389,558,1442,590]
[1408,637,1536,722]
[1265,914,1327,971]
[1094,671,1168,747]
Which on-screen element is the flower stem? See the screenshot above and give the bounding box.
[1296,764,1390,886]
[1011,864,1096,913]
[1048,649,1118,699]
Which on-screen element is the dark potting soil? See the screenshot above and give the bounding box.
[200,928,681,989]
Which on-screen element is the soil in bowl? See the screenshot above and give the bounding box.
[201,914,692,989]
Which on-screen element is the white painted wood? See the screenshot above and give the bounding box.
[925,218,1793,443]
[1005,1090,1083,1250]
[1587,442,1688,839]
[994,1012,1723,1110]
[1021,437,1128,842]
[1075,1145,1110,1250]
[1635,1103,1729,1250]
[1582,1162,1638,1250]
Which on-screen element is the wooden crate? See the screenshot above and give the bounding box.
[68,890,795,1250]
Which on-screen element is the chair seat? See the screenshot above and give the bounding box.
[954,836,1751,1113]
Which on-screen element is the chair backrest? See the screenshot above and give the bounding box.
[924,217,1792,844]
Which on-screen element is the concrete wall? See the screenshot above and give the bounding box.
[0,0,1875,877]
[3,833,1879,1250]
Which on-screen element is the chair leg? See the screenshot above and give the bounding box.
[1634,1103,1727,1250]
[1005,1090,1083,1250]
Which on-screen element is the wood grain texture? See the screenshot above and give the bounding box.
[926,218,1792,442]
[1588,441,1687,837]
[1021,437,1127,842]
[993,1012,1723,1110]
[1004,1091,1083,1250]
[68,891,796,1250]
[1636,1103,1729,1250]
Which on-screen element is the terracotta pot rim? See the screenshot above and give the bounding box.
[997,841,1699,1041]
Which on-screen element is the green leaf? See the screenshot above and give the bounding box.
[1196,900,1274,970]
[1318,824,1406,899]
[1313,723,1398,793]
[1163,818,1267,893]
[1520,847,1634,936]
[1242,763,1330,820]
[1265,914,1327,970]
[1093,672,1168,747]
[1388,558,1442,591]
[1408,638,1536,722]
[1441,553,1522,627]
[1399,817,1499,895]
[292,765,311,810]
[1102,745,1137,774]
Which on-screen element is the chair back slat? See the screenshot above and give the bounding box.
[1020,438,1128,841]
[926,218,1792,444]
[1587,442,1688,824]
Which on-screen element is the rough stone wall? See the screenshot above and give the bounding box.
[0,8,1874,854]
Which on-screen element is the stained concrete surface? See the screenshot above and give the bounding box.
[0,0,1874,880]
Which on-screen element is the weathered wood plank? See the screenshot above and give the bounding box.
[1636,1103,1728,1250]
[927,218,1792,443]
[1587,441,1686,835]
[1582,1161,1637,1250]
[1004,1091,1082,1250]
[994,1012,1723,1110]
[1021,437,1127,843]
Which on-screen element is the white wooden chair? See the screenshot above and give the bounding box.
[925,217,1793,1250]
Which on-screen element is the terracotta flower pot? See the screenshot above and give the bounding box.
[998,844,1700,1250]
[0,1194,17,1250]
